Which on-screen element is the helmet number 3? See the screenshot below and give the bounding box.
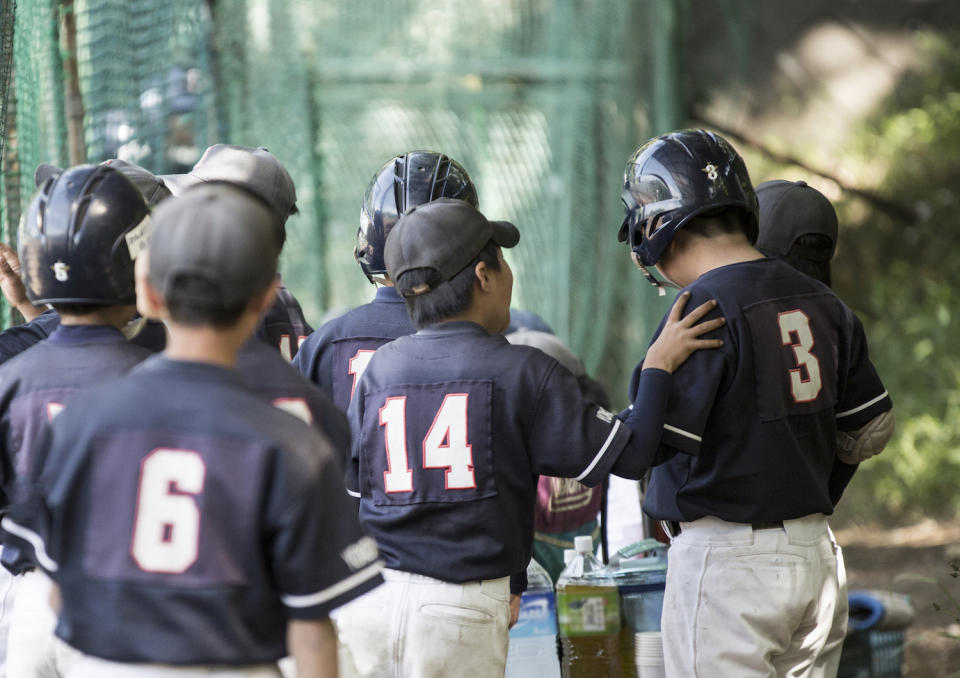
[131,449,205,574]
[778,310,822,403]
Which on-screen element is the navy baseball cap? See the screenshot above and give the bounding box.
[385,198,519,296]
[160,144,297,225]
[756,180,837,261]
[148,184,279,307]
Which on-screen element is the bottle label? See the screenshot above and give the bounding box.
[510,590,559,639]
[557,587,621,637]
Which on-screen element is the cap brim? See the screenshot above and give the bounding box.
[157,172,203,196]
[34,163,63,187]
[491,220,520,249]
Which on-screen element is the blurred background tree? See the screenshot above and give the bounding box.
[1,0,958,524]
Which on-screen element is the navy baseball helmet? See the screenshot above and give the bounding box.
[19,164,149,306]
[355,151,478,284]
[619,129,758,268]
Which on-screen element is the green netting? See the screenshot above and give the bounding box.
[1,0,677,403]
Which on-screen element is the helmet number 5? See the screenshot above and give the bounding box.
[778,310,822,403]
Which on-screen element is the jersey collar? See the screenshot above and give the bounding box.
[374,286,404,303]
[47,324,126,345]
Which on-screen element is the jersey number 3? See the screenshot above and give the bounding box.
[131,448,206,574]
[778,310,822,403]
[379,394,476,493]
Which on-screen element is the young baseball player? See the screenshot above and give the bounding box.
[2,184,383,677]
[0,164,155,676]
[161,144,313,359]
[618,129,895,676]
[336,197,724,678]
[756,178,862,509]
[293,150,475,414]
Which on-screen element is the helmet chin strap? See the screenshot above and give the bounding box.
[631,252,675,296]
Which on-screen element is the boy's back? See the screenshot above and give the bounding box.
[350,321,627,582]
[636,257,890,523]
[26,354,378,664]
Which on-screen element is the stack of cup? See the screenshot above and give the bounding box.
[634,631,666,678]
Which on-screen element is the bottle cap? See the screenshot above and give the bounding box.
[574,535,593,554]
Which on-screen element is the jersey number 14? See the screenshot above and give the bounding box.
[379,394,476,493]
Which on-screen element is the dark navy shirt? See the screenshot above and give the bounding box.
[3,356,383,664]
[0,310,64,365]
[347,321,669,584]
[0,325,151,508]
[631,258,892,524]
[293,286,413,411]
[256,282,313,360]
[236,339,350,468]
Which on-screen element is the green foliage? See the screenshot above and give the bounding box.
[833,31,960,522]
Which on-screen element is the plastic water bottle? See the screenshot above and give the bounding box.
[607,539,668,677]
[506,558,561,678]
[556,535,623,678]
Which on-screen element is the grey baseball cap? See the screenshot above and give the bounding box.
[160,144,297,224]
[756,180,837,261]
[148,183,279,307]
[35,159,172,206]
[385,198,519,296]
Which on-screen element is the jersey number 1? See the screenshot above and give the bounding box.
[131,448,206,574]
[778,310,822,403]
[379,394,476,493]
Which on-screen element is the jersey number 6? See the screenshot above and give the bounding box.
[379,394,476,493]
[778,310,822,403]
[131,448,206,574]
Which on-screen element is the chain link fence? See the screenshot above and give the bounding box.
[1,0,676,402]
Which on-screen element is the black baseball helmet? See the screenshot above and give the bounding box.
[619,129,758,268]
[355,151,478,283]
[19,164,149,306]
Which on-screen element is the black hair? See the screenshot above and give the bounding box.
[783,233,833,287]
[396,240,501,330]
[51,302,114,316]
[162,275,250,328]
[684,206,752,239]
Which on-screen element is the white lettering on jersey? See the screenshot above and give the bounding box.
[130,448,206,574]
[379,397,414,493]
[778,309,822,403]
[340,536,379,570]
[423,394,475,490]
[379,393,477,493]
[279,334,293,362]
[348,349,376,399]
[46,402,65,422]
[595,407,614,423]
[272,397,313,424]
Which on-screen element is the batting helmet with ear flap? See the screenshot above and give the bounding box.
[355,151,478,284]
[19,164,149,305]
[619,129,758,268]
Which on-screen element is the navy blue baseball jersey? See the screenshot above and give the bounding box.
[631,258,892,524]
[0,325,151,506]
[0,309,62,366]
[256,280,313,360]
[347,321,671,584]
[293,286,413,411]
[236,339,350,466]
[3,356,383,664]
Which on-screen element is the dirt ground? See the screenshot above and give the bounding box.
[837,519,960,677]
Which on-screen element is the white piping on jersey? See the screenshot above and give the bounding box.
[281,559,384,609]
[663,423,702,443]
[837,391,889,419]
[346,488,361,498]
[575,419,622,482]
[0,517,58,573]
